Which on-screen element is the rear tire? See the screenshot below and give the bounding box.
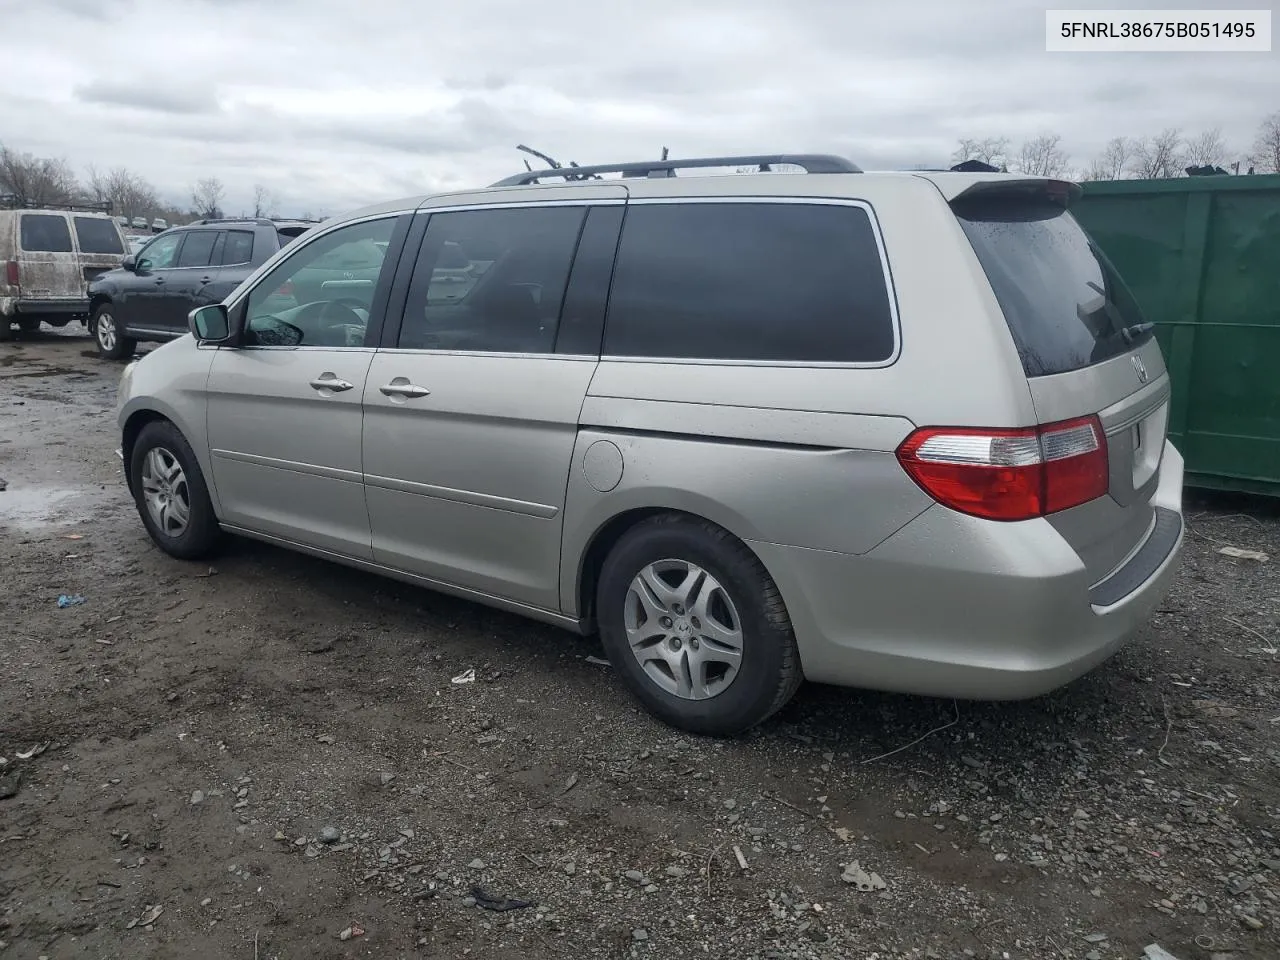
[596,514,803,737]
[0,319,13,342]
[128,421,221,560]
[93,304,135,360]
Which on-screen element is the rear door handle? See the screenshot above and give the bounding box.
[310,374,354,393]
[379,378,431,399]
[198,276,213,285]
[152,277,165,285]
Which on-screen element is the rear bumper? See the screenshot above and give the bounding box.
[751,440,1185,700]
[13,298,90,315]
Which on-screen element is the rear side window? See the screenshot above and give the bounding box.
[19,215,73,253]
[176,231,218,268]
[221,230,254,265]
[74,217,125,254]
[397,206,585,353]
[954,196,1153,377]
[603,202,896,363]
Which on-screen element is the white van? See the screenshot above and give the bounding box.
[1,207,128,339]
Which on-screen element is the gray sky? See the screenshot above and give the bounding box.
[2,0,1275,216]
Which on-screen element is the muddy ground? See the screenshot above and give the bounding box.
[1,329,1278,960]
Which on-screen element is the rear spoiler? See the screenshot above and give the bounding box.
[919,173,1083,207]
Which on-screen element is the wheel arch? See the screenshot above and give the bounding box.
[571,503,788,635]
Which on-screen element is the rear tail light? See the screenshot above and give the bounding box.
[896,415,1109,521]
[4,260,18,287]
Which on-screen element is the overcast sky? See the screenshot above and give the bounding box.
[2,0,1275,217]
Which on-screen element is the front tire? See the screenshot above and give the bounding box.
[596,515,803,737]
[93,304,135,360]
[129,421,220,560]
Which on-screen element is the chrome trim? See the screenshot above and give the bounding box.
[363,473,559,519]
[373,348,598,361]
[219,524,585,632]
[1100,376,1172,435]
[602,196,901,370]
[230,345,376,353]
[210,449,362,484]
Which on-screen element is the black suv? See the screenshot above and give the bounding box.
[85,217,315,359]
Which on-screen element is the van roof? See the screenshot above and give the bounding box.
[330,154,1083,226]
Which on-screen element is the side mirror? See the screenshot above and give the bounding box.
[189,304,232,343]
[121,255,137,272]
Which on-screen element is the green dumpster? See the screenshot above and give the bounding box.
[1073,174,1280,497]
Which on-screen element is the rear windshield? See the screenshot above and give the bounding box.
[954,196,1153,377]
[74,216,125,254]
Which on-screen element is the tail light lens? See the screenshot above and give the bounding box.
[4,260,18,287]
[896,415,1109,521]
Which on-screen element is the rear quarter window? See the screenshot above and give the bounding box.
[74,216,125,255]
[953,196,1153,377]
[602,202,896,364]
[20,214,74,253]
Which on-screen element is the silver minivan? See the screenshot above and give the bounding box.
[115,154,1184,735]
[1,206,128,338]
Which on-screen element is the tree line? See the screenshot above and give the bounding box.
[4,111,1279,223]
[952,111,1280,179]
[0,143,292,225]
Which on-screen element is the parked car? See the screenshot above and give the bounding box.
[1,205,128,338]
[87,217,313,359]
[151,218,168,233]
[115,153,1185,736]
[126,235,150,256]
[131,216,147,231]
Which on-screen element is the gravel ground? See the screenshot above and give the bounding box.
[2,330,1278,960]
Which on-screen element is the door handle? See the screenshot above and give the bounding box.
[198,276,213,285]
[152,277,165,285]
[309,374,354,393]
[379,378,431,399]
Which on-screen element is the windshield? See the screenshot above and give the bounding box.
[954,196,1153,377]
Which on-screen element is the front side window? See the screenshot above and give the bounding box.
[137,232,183,270]
[243,217,396,348]
[603,202,896,364]
[74,217,125,255]
[176,231,218,268]
[397,206,586,353]
[19,214,73,253]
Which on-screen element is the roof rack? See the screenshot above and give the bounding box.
[490,154,862,187]
[1,194,114,214]
[189,216,322,227]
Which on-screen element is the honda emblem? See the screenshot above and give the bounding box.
[1131,355,1148,383]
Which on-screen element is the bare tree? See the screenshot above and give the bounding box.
[1252,112,1280,173]
[952,137,1011,170]
[86,165,160,220]
[251,183,279,218]
[1184,127,1227,170]
[1082,137,1133,181]
[190,177,226,219]
[0,144,80,206]
[1014,133,1070,177]
[1128,129,1184,179]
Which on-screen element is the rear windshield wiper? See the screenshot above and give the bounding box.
[1119,322,1154,344]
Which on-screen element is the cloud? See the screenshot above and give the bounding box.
[0,0,1274,217]
[75,79,221,115]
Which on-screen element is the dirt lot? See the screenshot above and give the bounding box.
[2,330,1278,960]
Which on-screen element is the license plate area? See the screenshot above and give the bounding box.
[1131,402,1168,489]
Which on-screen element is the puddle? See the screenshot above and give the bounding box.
[0,486,88,529]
